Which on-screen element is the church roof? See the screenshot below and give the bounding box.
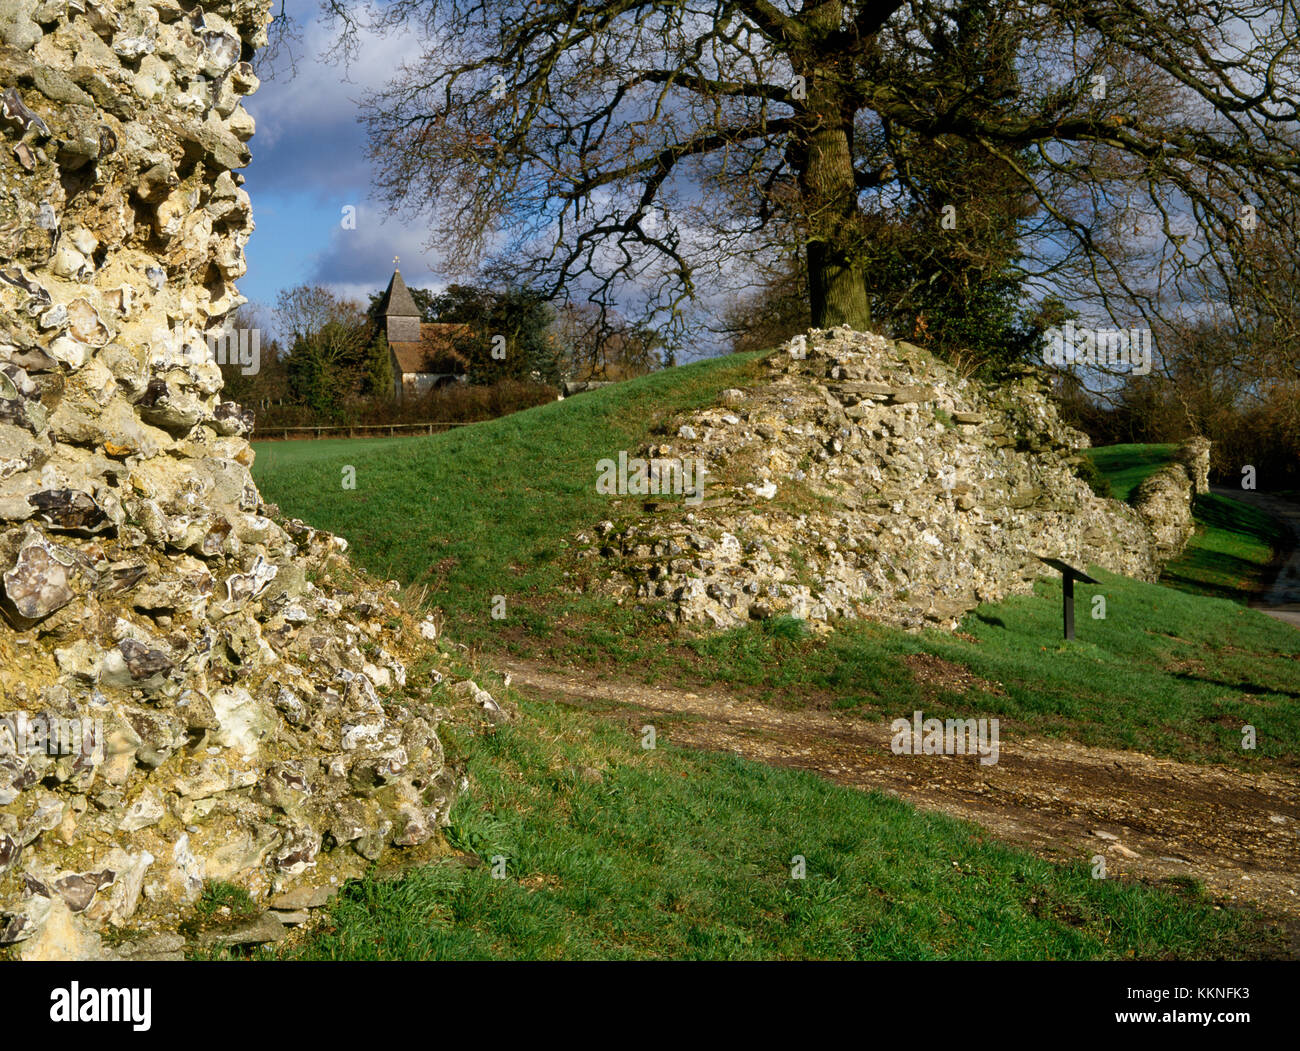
[377,268,421,318]
[390,323,472,375]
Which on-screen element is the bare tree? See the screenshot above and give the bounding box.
[719,252,812,352]
[319,0,1300,345]
[273,285,373,412]
[274,285,369,347]
[553,301,663,379]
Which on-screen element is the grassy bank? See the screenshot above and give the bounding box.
[243,360,1299,961]
[262,687,1281,961]
[254,375,1299,769]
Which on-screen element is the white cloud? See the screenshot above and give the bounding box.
[308,204,447,288]
[249,2,426,150]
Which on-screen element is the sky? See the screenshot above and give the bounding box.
[240,2,444,331]
[234,2,1221,364]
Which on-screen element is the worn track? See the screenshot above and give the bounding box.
[495,657,1300,939]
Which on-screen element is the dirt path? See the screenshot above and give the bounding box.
[494,656,1300,938]
[1211,486,1300,629]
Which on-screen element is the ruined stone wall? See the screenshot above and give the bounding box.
[0,1,496,960]
[590,329,1203,632]
[1131,463,1197,564]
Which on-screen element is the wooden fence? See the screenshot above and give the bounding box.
[251,421,475,441]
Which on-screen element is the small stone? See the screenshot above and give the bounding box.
[119,791,165,833]
[16,899,112,961]
[48,337,89,370]
[268,885,336,910]
[211,401,254,436]
[0,834,18,876]
[2,530,76,620]
[52,870,115,913]
[117,933,185,960]
[0,87,50,138]
[194,910,288,949]
[65,299,109,346]
[27,489,112,534]
[53,640,102,682]
[273,909,311,926]
[114,638,174,681]
[449,679,506,722]
[55,110,103,170]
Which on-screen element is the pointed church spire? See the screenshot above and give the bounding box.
[378,267,420,319]
[380,265,422,344]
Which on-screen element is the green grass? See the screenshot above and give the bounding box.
[268,695,1279,961]
[192,881,258,919]
[1084,443,1287,602]
[252,435,428,470]
[1084,442,1180,501]
[1161,493,1288,603]
[177,881,262,955]
[255,406,1300,767]
[252,352,764,633]
[246,367,1299,961]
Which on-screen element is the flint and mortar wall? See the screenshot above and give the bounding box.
[0,1,498,961]
[590,329,1205,632]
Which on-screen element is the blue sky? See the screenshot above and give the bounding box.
[235,3,1186,366]
[237,2,751,357]
[240,2,444,329]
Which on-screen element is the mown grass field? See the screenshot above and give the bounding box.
[259,683,1279,961]
[238,356,1300,961]
[253,361,1300,769]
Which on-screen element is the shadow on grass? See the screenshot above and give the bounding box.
[1195,492,1289,544]
[1167,669,1300,700]
[1162,557,1273,603]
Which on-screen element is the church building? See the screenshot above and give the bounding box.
[377,266,470,402]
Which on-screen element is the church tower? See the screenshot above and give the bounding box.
[377,265,422,343]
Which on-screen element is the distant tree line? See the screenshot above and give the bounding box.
[1055,319,1300,489]
[219,280,668,431]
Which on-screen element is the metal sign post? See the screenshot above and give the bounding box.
[1038,557,1100,640]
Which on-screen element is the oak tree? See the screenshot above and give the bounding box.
[324,1,1300,343]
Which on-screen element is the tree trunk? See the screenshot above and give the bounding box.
[806,234,871,330]
[797,70,871,330]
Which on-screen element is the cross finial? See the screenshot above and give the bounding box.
[393,255,400,268]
